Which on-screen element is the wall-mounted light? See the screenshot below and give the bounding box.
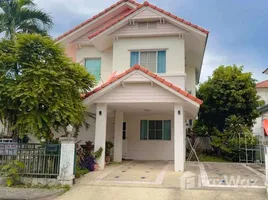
[178,110,181,115]
[99,111,102,116]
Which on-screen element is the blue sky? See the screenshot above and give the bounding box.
[35,0,268,83]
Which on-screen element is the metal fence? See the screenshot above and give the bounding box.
[0,143,61,178]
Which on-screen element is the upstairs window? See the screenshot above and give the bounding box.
[130,51,166,73]
[85,58,101,82]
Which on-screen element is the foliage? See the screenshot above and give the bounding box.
[76,140,103,172]
[0,0,53,40]
[1,160,25,186]
[75,168,89,178]
[0,34,96,140]
[194,65,263,136]
[198,154,229,162]
[105,141,114,156]
[75,157,89,178]
[210,115,257,161]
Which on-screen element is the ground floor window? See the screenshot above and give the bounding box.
[140,120,171,140]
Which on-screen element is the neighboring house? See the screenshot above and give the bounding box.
[56,0,209,172]
[253,80,268,143]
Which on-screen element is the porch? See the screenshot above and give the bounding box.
[89,102,192,172]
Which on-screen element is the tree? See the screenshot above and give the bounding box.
[0,34,96,140]
[195,65,263,135]
[0,0,53,40]
[211,115,257,161]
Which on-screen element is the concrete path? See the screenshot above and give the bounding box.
[56,185,267,200]
[0,187,64,200]
[55,161,267,200]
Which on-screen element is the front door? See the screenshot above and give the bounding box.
[122,122,127,159]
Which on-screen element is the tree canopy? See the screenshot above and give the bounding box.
[194,65,263,135]
[0,34,96,140]
[0,0,53,40]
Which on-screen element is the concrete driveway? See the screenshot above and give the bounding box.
[55,161,267,200]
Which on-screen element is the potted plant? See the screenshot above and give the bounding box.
[92,147,103,170]
[105,141,114,164]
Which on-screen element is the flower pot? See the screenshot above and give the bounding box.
[94,163,99,171]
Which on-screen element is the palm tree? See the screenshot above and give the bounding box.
[0,0,53,40]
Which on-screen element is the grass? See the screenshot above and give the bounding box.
[198,154,229,162]
[12,183,70,191]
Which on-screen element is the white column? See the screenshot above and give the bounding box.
[174,103,186,172]
[114,111,124,162]
[58,137,76,186]
[265,147,268,194]
[94,103,107,169]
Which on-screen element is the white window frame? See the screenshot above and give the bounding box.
[131,50,166,73]
[142,120,171,141]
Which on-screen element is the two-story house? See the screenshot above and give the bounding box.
[56,0,209,172]
[253,80,268,143]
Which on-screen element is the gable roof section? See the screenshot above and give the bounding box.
[83,64,203,105]
[55,0,140,41]
[256,80,268,88]
[88,1,209,40]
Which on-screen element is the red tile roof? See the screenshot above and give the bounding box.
[83,64,203,105]
[88,1,209,40]
[256,80,268,88]
[55,0,140,41]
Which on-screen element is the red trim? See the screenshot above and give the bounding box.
[256,80,268,88]
[55,0,140,41]
[83,64,203,105]
[88,1,209,40]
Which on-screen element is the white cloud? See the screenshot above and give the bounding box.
[35,0,116,16]
[200,49,267,83]
[200,51,229,82]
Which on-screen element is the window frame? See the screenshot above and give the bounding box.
[140,120,171,141]
[130,50,166,73]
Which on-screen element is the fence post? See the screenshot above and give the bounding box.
[58,137,76,186]
[265,146,268,194]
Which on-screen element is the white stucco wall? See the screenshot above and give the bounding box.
[253,88,268,138]
[257,88,268,104]
[113,36,185,74]
[73,115,114,144]
[76,46,113,84]
[124,113,174,161]
[185,66,196,96]
[76,112,176,161]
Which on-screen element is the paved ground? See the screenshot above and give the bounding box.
[0,187,64,200]
[55,161,267,200]
[56,185,267,200]
[202,162,265,187]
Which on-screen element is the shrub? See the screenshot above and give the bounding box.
[1,160,25,186]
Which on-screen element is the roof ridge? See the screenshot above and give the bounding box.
[55,0,140,41]
[83,64,203,105]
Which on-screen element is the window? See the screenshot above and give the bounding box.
[85,58,101,81]
[140,120,171,140]
[130,51,166,73]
